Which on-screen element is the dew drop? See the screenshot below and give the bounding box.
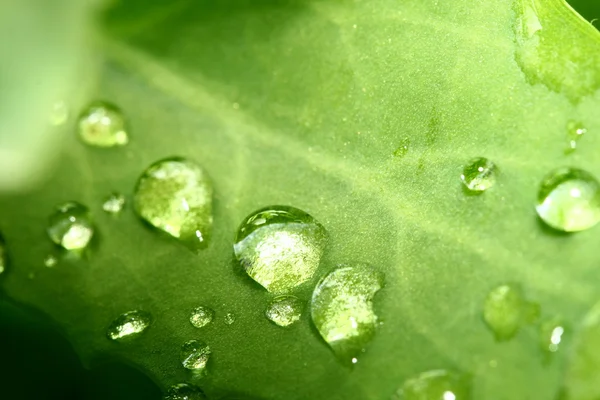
[311,263,384,364]
[234,206,327,293]
[224,312,236,325]
[47,202,94,251]
[44,254,58,268]
[536,167,600,232]
[460,157,496,192]
[565,121,586,153]
[133,158,213,248]
[395,369,471,400]
[0,235,6,275]
[539,317,565,355]
[265,295,303,327]
[106,310,151,342]
[482,284,539,341]
[189,306,214,329]
[163,383,207,400]
[50,100,69,126]
[78,101,128,147]
[102,192,126,214]
[180,340,211,372]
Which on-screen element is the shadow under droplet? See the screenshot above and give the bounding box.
[535,217,572,237]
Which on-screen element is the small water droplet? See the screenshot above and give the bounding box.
[0,235,6,275]
[180,339,211,372]
[47,202,94,250]
[234,206,327,293]
[460,157,497,192]
[395,369,470,400]
[102,193,126,214]
[163,383,207,400]
[50,101,69,126]
[536,167,600,232]
[565,121,586,153]
[483,283,538,341]
[78,101,128,147]
[311,263,384,364]
[133,157,213,248]
[540,317,565,355]
[393,138,410,158]
[190,306,214,328]
[224,312,236,325]
[44,255,58,268]
[106,310,151,342]
[265,295,303,327]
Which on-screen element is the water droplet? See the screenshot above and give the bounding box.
[565,121,586,153]
[50,101,69,126]
[234,206,327,293]
[265,295,303,327]
[163,383,207,400]
[460,157,497,192]
[78,101,128,147]
[102,193,126,214]
[393,138,410,158]
[536,167,600,232]
[540,317,565,355]
[483,284,538,341]
[44,255,58,268]
[311,263,384,364]
[395,369,470,400]
[189,306,214,329]
[47,202,94,250]
[180,339,211,372]
[0,235,6,275]
[106,310,151,342]
[224,312,236,325]
[133,158,213,248]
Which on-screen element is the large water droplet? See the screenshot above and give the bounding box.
[0,234,6,275]
[224,312,236,325]
[311,263,384,364]
[565,121,586,153]
[482,284,538,341]
[460,157,496,192]
[78,101,128,147]
[102,192,126,214]
[265,295,303,327]
[180,340,211,372]
[190,306,214,329]
[47,202,94,250]
[163,383,207,400]
[106,310,151,342]
[133,158,213,248]
[234,206,327,293]
[536,167,600,232]
[395,369,471,400]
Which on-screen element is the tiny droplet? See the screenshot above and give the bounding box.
[180,340,211,372]
[47,202,94,250]
[395,369,470,400]
[482,283,538,341]
[78,101,129,147]
[50,101,69,126]
[190,306,214,329]
[540,318,565,355]
[102,193,126,214]
[163,383,207,400]
[224,312,236,325]
[0,234,6,275]
[265,295,303,327]
[565,120,586,153]
[44,255,58,268]
[460,157,497,192]
[393,138,410,158]
[106,310,151,342]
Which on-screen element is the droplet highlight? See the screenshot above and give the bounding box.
[311,263,384,364]
[134,158,213,248]
[540,317,565,355]
[565,121,586,153]
[265,295,303,327]
[482,284,538,341]
[180,340,211,372]
[460,157,496,192]
[102,193,126,214]
[107,310,151,342]
[536,167,600,232]
[47,202,94,250]
[78,101,128,147]
[190,306,214,329]
[234,206,327,293]
[164,383,207,400]
[395,369,471,400]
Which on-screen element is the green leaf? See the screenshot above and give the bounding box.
[1,0,600,399]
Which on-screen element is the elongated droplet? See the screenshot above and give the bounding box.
[311,263,384,364]
[539,317,565,355]
[107,310,151,342]
[0,234,6,275]
[133,158,213,248]
[460,157,496,192]
[234,206,327,293]
[190,306,214,329]
[265,295,303,327]
[180,340,211,372]
[164,383,207,400]
[224,312,236,325]
[565,121,586,153]
[482,284,539,341]
[78,101,128,147]
[536,167,600,232]
[395,369,471,400]
[103,193,126,214]
[47,202,94,250]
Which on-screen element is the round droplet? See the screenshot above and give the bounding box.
[78,101,128,147]
[265,295,303,327]
[460,157,496,192]
[540,317,565,355]
[133,157,213,248]
[44,255,58,268]
[234,206,327,293]
[107,310,151,342]
[311,263,384,364]
[0,234,6,275]
[180,340,211,372]
[102,192,126,214]
[395,369,471,400]
[482,284,538,341]
[224,312,236,325]
[536,167,600,232]
[47,202,94,250]
[50,100,69,126]
[164,383,207,400]
[190,306,214,329]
